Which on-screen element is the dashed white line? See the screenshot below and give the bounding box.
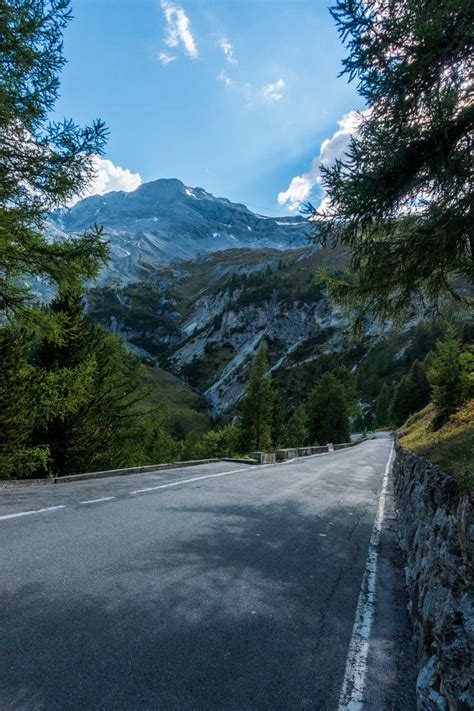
[130,467,251,495]
[0,505,66,521]
[337,440,395,710]
[1,440,376,520]
[79,497,115,505]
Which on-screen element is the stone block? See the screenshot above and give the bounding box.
[275,448,298,461]
[249,452,276,465]
[310,446,328,454]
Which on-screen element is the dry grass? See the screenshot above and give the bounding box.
[398,400,474,493]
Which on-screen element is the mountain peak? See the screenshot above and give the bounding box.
[139,178,187,197]
[49,178,310,281]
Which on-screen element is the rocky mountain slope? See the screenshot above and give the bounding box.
[52,178,458,418]
[49,179,309,282]
[88,245,436,416]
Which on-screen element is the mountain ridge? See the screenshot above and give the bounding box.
[49,178,310,281]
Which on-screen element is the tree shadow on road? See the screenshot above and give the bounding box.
[2,499,374,711]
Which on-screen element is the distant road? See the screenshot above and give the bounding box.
[1,436,417,710]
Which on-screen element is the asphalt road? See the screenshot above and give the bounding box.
[1,436,417,710]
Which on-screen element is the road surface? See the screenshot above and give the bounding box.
[1,436,417,710]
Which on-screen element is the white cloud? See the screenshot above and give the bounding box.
[278,110,364,211]
[217,69,232,86]
[262,78,285,102]
[161,0,198,60]
[157,51,176,65]
[219,38,236,64]
[72,156,142,203]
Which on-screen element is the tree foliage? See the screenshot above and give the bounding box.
[286,405,309,447]
[389,359,431,427]
[428,326,466,427]
[307,372,350,445]
[0,0,117,476]
[238,344,274,452]
[0,326,49,476]
[29,289,153,476]
[375,382,391,428]
[271,386,286,449]
[0,0,109,321]
[309,0,474,327]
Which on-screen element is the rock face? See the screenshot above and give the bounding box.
[393,449,473,710]
[88,246,362,413]
[49,178,309,281]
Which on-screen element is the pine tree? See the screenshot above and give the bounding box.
[0,326,48,477]
[375,383,391,428]
[331,365,358,415]
[389,377,414,428]
[410,361,431,409]
[307,372,350,445]
[238,344,274,452]
[1,0,109,322]
[428,326,464,427]
[286,404,309,447]
[308,0,474,327]
[31,289,150,476]
[460,346,474,402]
[271,387,286,449]
[389,360,431,427]
[0,1,110,476]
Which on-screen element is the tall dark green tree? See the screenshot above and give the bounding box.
[389,360,431,426]
[31,289,151,476]
[428,326,464,427]
[1,0,109,321]
[375,383,391,428]
[0,1,111,476]
[0,326,49,476]
[331,365,358,415]
[271,386,286,449]
[307,372,350,445]
[238,344,274,452]
[308,0,474,327]
[286,404,309,447]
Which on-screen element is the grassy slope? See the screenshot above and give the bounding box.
[398,400,474,491]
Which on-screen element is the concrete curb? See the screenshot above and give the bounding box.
[0,437,371,489]
[1,458,220,488]
[221,457,259,465]
[334,437,369,451]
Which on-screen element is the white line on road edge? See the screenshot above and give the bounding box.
[0,505,66,521]
[130,467,251,495]
[338,440,395,711]
[79,497,115,505]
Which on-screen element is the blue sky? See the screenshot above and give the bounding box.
[55,0,364,214]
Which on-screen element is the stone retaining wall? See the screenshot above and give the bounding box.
[393,448,473,709]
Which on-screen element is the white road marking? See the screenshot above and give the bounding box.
[338,440,395,711]
[0,439,375,520]
[79,497,115,505]
[0,505,66,521]
[130,467,251,495]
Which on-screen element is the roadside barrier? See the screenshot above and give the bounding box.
[2,437,369,487]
